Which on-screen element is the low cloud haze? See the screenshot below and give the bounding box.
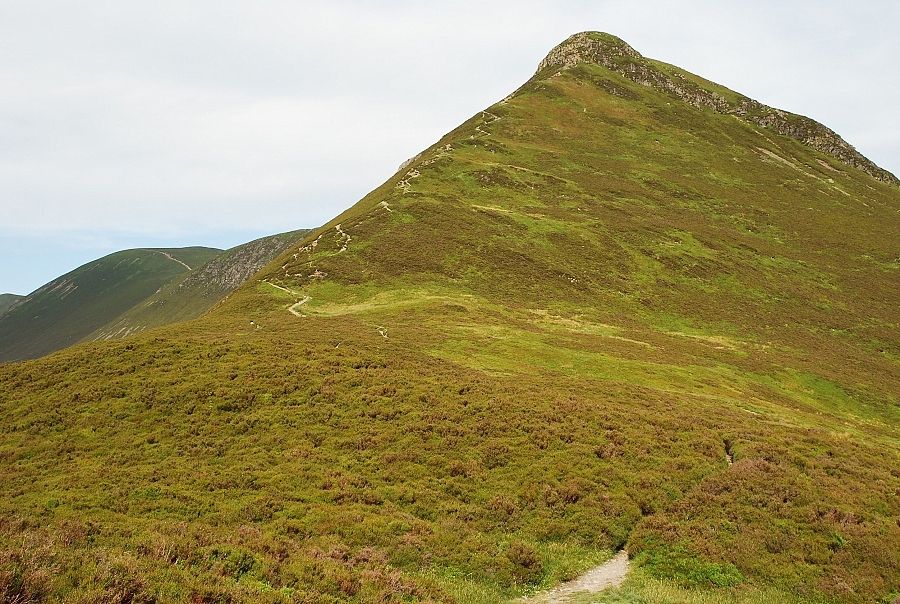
[2,0,897,293]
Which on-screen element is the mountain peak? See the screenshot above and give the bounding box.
[534,32,898,185]
[536,31,641,73]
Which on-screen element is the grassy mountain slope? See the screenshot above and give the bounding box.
[0,247,220,362]
[0,293,23,317]
[1,33,898,604]
[90,229,310,341]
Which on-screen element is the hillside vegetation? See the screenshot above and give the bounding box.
[0,293,23,318]
[90,229,310,342]
[0,33,897,604]
[0,247,220,362]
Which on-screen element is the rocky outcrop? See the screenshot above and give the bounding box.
[178,230,306,293]
[399,153,421,172]
[536,32,898,185]
[536,32,643,73]
[88,229,310,342]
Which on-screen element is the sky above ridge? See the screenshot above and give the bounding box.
[1,0,898,294]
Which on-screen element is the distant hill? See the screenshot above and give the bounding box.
[0,247,220,362]
[0,231,310,361]
[0,293,23,317]
[90,229,309,340]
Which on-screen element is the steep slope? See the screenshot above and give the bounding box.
[0,247,220,362]
[535,33,898,184]
[0,293,23,317]
[89,229,310,341]
[0,33,897,604]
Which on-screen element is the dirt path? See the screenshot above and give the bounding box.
[262,280,297,296]
[396,143,453,195]
[262,280,310,317]
[148,249,192,271]
[475,110,501,137]
[288,296,310,317]
[520,551,629,603]
[335,224,351,253]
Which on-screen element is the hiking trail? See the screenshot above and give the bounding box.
[519,550,629,603]
[148,249,192,271]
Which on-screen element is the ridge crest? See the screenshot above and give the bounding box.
[535,32,898,185]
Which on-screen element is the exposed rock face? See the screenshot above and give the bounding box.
[398,153,421,172]
[88,229,309,342]
[536,32,898,185]
[536,32,643,72]
[178,230,304,293]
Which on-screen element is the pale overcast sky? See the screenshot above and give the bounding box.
[1,1,897,294]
